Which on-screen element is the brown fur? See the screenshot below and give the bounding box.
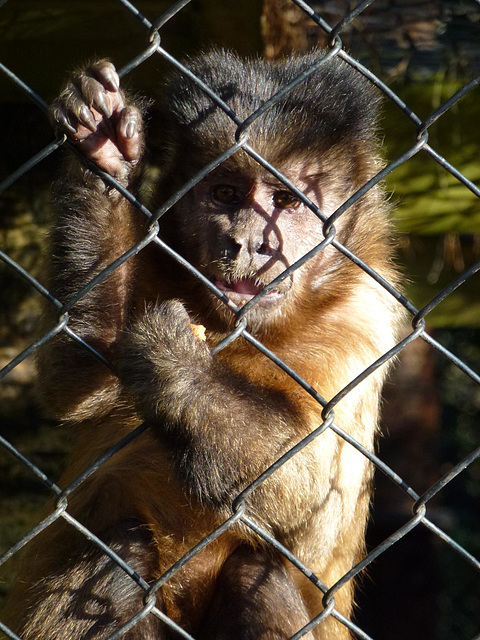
[5,51,402,639]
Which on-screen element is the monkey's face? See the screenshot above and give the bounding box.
[175,158,345,330]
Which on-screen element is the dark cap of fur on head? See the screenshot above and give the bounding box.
[161,48,381,160]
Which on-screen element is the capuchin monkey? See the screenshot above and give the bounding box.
[5,50,401,639]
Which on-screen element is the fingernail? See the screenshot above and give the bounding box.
[103,70,120,92]
[79,105,96,132]
[96,92,112,119]
[125,121,136,139]
[59,114,77,134]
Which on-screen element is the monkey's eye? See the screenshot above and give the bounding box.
[210,184,241,206]
[273,190,302,210]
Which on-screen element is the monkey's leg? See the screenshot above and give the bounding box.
[9,521,165,640]
[198,546,314,640]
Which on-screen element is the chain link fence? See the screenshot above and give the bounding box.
[0,0,479,638]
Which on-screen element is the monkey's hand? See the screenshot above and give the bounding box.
[120,300,214,424]
[49,60,144,184]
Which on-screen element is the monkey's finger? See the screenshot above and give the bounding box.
[118,107,140,140]
[89,60,120,94]
[117,106,144,163]
[74,74,116,121]
[156,300,193,334]
[81,61,122,118]
[49,104,77,135]
[49,86,100,137]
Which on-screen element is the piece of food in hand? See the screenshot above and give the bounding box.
[189,323,206,342]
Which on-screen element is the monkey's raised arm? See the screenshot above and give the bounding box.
[39,61,146,420]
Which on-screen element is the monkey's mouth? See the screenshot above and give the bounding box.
[214,277,284,307]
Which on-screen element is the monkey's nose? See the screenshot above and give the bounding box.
[222,237,242,260]
[255,240,274,256]
[224,235,275,260]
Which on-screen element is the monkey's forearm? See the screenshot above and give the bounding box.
[141,370,300,506]
[165,370,299,505]
[36,174,141,421]
[50,173,127,297]
[121,302,304,505]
